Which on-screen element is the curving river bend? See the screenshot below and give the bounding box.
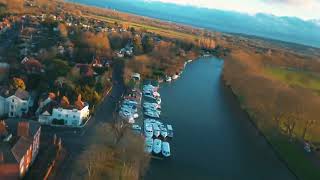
[146,58,295,180]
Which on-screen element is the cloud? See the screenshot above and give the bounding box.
[145,0,320,19]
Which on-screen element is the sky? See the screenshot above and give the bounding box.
[145,0,320,20]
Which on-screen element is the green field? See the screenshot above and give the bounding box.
[83,14,198,41]
[265,67,320,92]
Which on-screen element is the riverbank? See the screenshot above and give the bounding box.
[146,57,294,180]
[222,49,320,180]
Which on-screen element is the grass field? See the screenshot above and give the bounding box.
[83,14,198,41]
[265,67,320,92]
[268,135,320,180]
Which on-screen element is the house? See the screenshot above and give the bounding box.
[21,57,44,74]
[0,96,8,117]
[39,95,90,127]
[6,89,33,118]
[39,102,90,127]
[0,120,41,179]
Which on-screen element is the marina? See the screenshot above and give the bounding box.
[146,57,295,180]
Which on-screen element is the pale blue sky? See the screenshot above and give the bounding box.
[145,0,320,20]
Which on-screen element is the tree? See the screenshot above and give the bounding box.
[133,35,143,55]
[142,36,154,53]
[80,32,111,57]
[109,32,122,50]
[45,59,71,80]
[58,23,68,38]
[11,77,26,90]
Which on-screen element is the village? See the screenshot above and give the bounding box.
[0,0,222,178]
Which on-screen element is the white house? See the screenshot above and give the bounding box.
[0,96,8,117]
[39,103,90,127]
[4,89,33,118]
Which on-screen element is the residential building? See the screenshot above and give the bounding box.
[0,120,41,179]
[0,96,8,117]
[6,89,33,118]
[39,102,90,127]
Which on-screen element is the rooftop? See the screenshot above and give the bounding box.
[0,120,40,164]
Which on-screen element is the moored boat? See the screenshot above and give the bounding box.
[144,123,153,138]
[145,138,153,153]
[161,142,171,157]
[152,123,161,137]
[153,139,162,154]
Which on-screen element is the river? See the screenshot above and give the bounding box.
[145,57,295,180]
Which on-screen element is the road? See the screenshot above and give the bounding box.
[40,60,125,180]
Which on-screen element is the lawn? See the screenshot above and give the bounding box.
[83,14,198,41]
[268,135,320,180]
[265,67,320,92]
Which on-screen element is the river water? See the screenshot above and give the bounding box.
[145,58,295,180]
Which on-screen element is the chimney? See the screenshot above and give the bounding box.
[0,121,7,136]
[17,122,29,137]
[0,152,3,163]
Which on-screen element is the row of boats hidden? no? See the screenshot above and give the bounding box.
[119,60,196,157]
[142,84,173,158]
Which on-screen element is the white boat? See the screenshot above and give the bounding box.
[172,74,179,80]
[144,123,153,138]
[144,119,162,125]
[152,123,161,137]
[132,124,142,131]
[153,91,161,98]
[144,110,160,118]
[156,98,161,105]
[161,142,171,157]
[145,138,153,153]
[128,117,135,124]
[133,113,139,119]
[153,139,162,154]
[187,59,193,63]
[144,107,161,114]
[165,76,172,82]
[143,102,161,109]
[160,126,168,138]
[167,124,173,138]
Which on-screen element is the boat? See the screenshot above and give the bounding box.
[156,98,161,105]
[132,124,142,131]
[144,107,161,114]
[153,139,162,154]
[172,74,179,80]
[152,123,161,137]
[144,119,162,125]
[187,59,193,63]
[145,138,153,153]
[133,113,139,119]
[160,126,168,138]
[165,76,172,82]
[161,142,171,157]
[143,102,161,109]
[153,91,161,98]
[167,124,173,138]
[144,123,153,138]
[144,110,160,118]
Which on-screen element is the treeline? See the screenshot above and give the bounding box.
[73,122,150,180]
